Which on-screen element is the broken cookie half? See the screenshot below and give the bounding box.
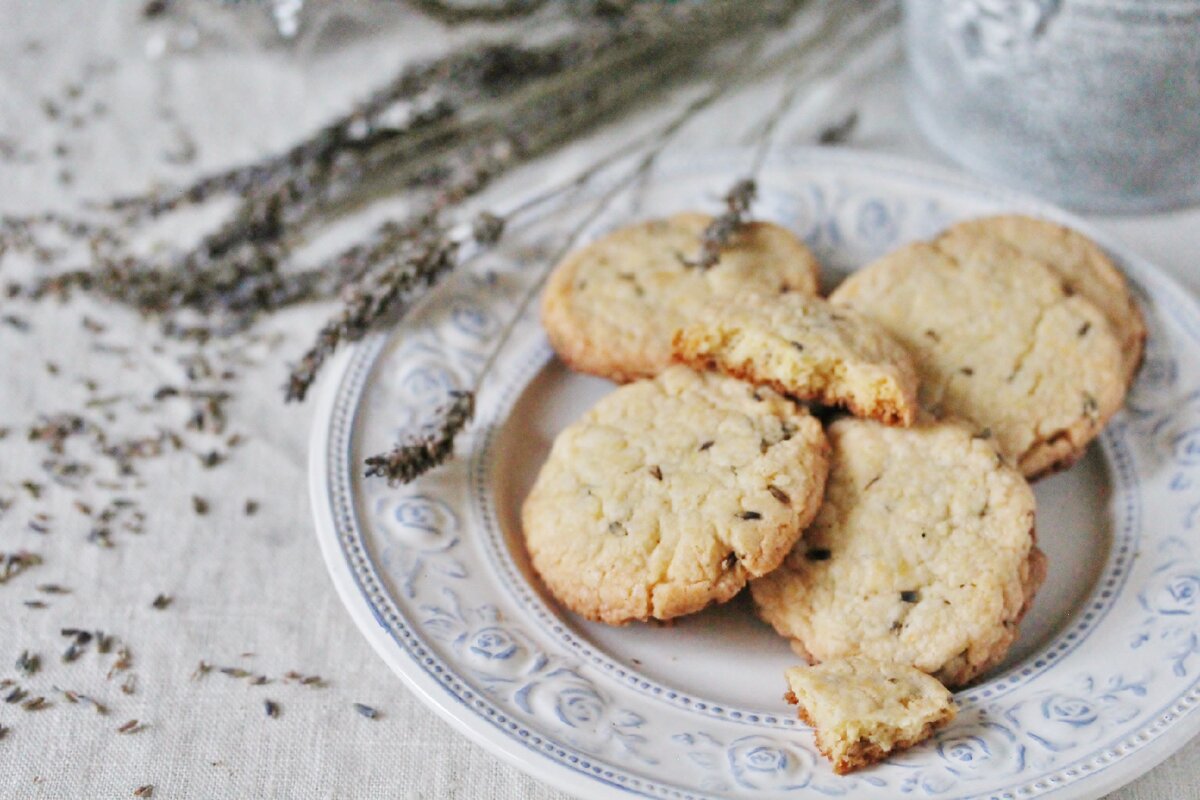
[672,291,919,426]
[784,656,956,774]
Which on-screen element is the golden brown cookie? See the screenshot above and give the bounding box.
[542,213,820,383]
[830,236,1126,477]
[523,366,829,625]
[751,417,1042,687]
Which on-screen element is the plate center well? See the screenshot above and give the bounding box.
[490,357,1112,709]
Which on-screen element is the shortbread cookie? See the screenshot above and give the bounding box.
[672,291,919,426]
[542,213,821,382]
[523,366,829,625]
[830,236,1126,477]
[784,656,957,774]
[751,417,1041,687]
[938,215,1144,385]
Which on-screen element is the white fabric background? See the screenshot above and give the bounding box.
[1,2,1198,798]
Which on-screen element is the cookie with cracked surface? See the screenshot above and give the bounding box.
[751,417,1042,687]
[784,656,957,774]
[830,236,1126,478]
[937,215,1145,386]
[672,291,919,426]
[541,213,821,383]
[522,366,829,625]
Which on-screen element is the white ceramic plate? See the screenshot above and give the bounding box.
[309,149,1200,799]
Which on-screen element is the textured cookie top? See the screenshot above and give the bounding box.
[672,291,919,425]
[785,656,956,774]
[751,417,1037,686]
[830,236,1126,477]
[938,215,1144,385]
[541,213,820,383]
[522,366,829,625]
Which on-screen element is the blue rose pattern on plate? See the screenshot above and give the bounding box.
[315,151,1200,799]
[671,731,874,795]
[420,587,658,764]
[374,494,467,598]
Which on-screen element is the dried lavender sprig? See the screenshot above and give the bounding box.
[285,218,461,402]
[684,179,757,270]
[364,391,474,485]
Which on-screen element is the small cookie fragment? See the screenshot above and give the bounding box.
[784,656,956,774]
[751,417,1042,686]
[831,235,1126,477]
[523,366,829,625]
[672,291,919,425]
[541,213,821,383]
[938,215,1145,386]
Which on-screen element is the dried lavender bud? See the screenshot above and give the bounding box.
[22,696,48,712]
[805,548,831,561]
[817,110,859,145]
[263,700,280,719]
[107,645,133,678]
[364,391,474,485]
[199,450,224,468]
[353,702,379,719]
[767,485,790,504]
[900,590,920,603]
[244,499,259,516]
[16,651,39,676]
[0,551,43,584]
[133,785,154,798]
[150,594,173,610]
[471,212,506,246]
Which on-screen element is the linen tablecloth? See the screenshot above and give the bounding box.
[1,2,1198,797]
